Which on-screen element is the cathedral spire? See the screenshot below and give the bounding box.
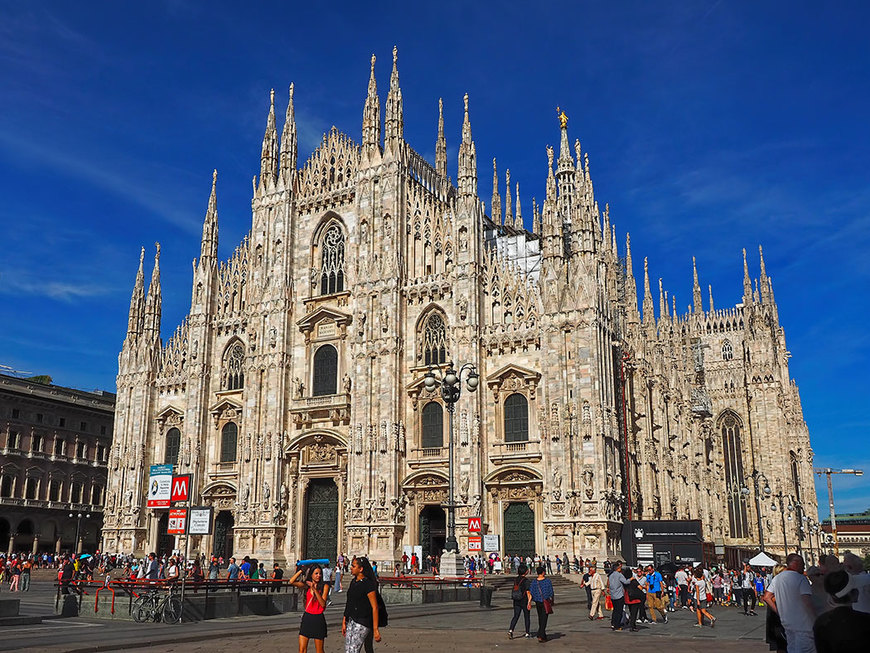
[742,247,753,305]
[457,93,477,197]
[515,182,522,231]
[362,54,381,163]
[200,170,219,262]
[279,84,297,186]
[625,233,639,323]
[532,197,541,235]
[708,284,715,312]
[384,46,403,156]
[692,256,703,314]
[603,203,611,253]
[143,243,162,341]
[658,278,667,325]
[435,98,447,178]
[642,257,655,334]
[491,158,501,223]
[126,247,146,340]
[758,245,770,304]
[259,89,279,190]
[504,169,513,228]
[555,107,575,216]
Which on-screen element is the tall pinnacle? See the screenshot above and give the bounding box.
[491,158,501,222]
[758,245,770,303]
[143,243,162,340]
[362,54,381,160]
[692,256,702,314]
[201,170,219,261]
[625,233,639,322]
[384,45,403,154]
[708,284,715,312]
[742,248,753,305]
[515,182,523,231]
[457,93,477,197]
[642,257,655,333]
[504,169,513,228]
[126,247,146,338]
[659,278,667,325]
[435,98,447,178]
[279,84,297,185]
[259,89,279,189]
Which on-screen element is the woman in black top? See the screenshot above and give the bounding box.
[342,557,381,653]
[508,564,532,639]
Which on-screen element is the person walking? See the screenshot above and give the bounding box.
[675,565,690,609]
[342,557,381,653]
[290,565,330,653]
[508,564,532,639]
[589,564,606,620]
[334,561,343,592]
[692,567,717,628]
[609,561,631,631]
[646,565,668,624]
[763,554,816,653]
[624,568,645,631]
[742,562,758,616]
[529,565,554,642]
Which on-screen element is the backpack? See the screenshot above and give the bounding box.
[376,589,389,627]
[511,581,524,601]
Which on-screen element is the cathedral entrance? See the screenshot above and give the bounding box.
[304,479,338,563]
[0,517,9,552]
[503,502,535,557]
[214,511,234,560]
[418,505,446,559]
[156,512,173,556]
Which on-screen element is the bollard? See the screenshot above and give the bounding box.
[479,586,493,608]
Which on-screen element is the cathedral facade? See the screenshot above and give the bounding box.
[102,50,817,567]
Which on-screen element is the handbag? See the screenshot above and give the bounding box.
[605,595,613,610]
[543,598,554,614]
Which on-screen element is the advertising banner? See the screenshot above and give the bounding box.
[167,508,187,534]
[146,464,173,508]
[188,506,213,535]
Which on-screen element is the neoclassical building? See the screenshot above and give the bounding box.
[102,50,816,567]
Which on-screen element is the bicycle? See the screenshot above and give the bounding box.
[131,585,183,624]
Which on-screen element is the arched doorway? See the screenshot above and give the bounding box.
[16,518,34,552]
[419,506,446,559]
[156,513,173,556]
[503,502,535,557]
[305,479,338,563]
[214,511,234,560]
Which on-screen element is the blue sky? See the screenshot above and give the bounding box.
[1,1,868,517]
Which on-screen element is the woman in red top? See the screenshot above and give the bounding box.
[290,564,330,653]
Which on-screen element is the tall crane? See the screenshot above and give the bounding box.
[814,467,864,556]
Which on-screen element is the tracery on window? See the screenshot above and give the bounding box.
[422,312,448,366]
[722,340,734,361]
[223,342,245,390]
[319,224,345,295]
[721,411,749,538]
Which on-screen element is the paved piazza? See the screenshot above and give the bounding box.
[7,581,771,653]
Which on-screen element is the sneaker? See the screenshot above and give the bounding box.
[611,627,622,631]
[750,610,757,616]
[693,623,702,628]
[524,633,531,638]
[663,616,669,624]
[711,617,717,628]
[508,631,513,639]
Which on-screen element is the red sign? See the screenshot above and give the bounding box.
[167,508,187,534]
[468,517,482,532]
[171,475,190,504]
[468,536,482,551]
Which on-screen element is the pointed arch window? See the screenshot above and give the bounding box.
[0,475,12,497]
[722,340,734,361]
[721,412,749,539]
[223,342,245,390]
[312,344,338,396]
[220,422,238,463]
[504,393,529,442]
[320,224,345,295]
[421,402,444,449]
[165,428,181,466]
[422,313,447,366]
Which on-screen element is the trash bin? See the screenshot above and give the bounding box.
[479,586,494,608]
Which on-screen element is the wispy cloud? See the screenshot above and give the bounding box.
[0,276,115,302]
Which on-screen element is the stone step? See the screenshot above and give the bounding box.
[0,615,43,626]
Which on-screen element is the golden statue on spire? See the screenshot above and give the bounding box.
[556,106,568,129]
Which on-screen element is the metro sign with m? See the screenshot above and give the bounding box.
[171,475,191,504]
[467,517,482,532]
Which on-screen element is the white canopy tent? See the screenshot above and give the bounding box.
[748,552,778,567]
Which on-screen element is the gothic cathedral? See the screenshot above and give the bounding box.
[102,49,816,566]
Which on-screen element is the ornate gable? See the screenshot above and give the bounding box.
[297,127,361,206]
[486,363,541,400]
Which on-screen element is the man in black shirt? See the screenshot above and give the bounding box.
[814,569,870,653]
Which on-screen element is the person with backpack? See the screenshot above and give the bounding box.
[508,564,533,639]
[624,568,646,632]
[342,556,383,653]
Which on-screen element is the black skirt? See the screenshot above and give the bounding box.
[300,611,328,639]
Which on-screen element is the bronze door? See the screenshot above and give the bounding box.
[305,479,339,563]
[503,502,535,557]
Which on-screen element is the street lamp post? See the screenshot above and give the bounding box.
[423,362,479,568]
[69,512,90,554]
[770,491,793,556]
[741,470,771,552]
